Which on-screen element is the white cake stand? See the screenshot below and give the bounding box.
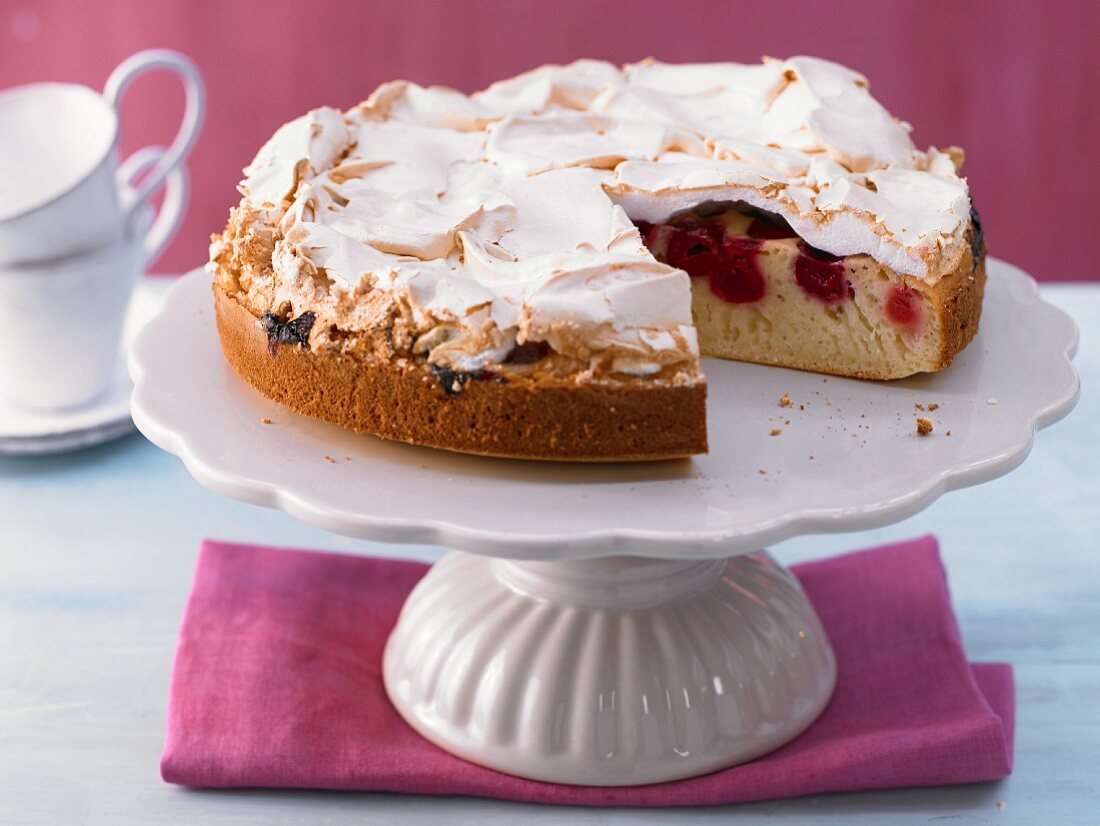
[130,261,1078,786]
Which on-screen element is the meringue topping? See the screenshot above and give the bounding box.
[222,57,972,377]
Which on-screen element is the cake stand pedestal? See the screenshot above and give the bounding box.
[385,551,835,785]
[130,260,1078,786]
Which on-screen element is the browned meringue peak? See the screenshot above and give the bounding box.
[228,56,974,375]
[591,56,917,173]
[484,112,705,176]
[240,107,350,206]
[358,81,500,131]
[472,59,625,114]
[325,180,515,259]
[338,118,486,192]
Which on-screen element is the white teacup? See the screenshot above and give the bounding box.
[0,148,188,411]
[0,49,204,266]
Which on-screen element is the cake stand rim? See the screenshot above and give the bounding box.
[129,259,1080,560]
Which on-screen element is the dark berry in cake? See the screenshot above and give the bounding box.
[260,311,316,356]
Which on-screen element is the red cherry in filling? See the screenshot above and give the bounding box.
[885,285,922,330]
[794,242,849,305]
[638,219,766,304]
[709,236,766,303]
[662,225,722,280]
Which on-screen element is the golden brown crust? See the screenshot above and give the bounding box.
[923,235,987,374]
[214,283,708,461]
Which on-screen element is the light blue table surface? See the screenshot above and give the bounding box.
[1,283,1096,825]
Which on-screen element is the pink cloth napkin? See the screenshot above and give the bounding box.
[161,536,1014,806]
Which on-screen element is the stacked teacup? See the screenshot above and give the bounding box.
[0,50,204,421]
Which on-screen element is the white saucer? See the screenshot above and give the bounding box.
[0,278,167,456]
[0,363,134,455]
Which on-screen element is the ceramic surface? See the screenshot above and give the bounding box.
[0,362,134,455]
[0,153,185,411]
[128,265,1079,786]
[0,278,165,453]
[384,550,836,785]
[0,49,203,266]
[130,259,1079,561]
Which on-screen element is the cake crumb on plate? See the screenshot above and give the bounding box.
[916,418,933,436]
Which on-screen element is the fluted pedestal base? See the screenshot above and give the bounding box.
[383,551,836,786]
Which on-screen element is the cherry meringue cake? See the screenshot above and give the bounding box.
[208,56,985,461]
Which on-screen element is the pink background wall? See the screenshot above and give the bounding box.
[2,0,1096,279]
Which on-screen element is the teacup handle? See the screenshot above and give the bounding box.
[103,49,205,228]
[117,146,189,265]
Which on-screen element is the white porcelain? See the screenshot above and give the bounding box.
[0,357,131,443]
[0,421,137,456]
[384,550,836,785]
[0,405,135,456]
[0,49,204,265]
[0,151,186,410]
[0,277,167,455]
[130,259,1080,560]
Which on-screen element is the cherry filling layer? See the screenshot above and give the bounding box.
[636,213,851,308]
[885,285,923,331]
[794,243,851,305]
